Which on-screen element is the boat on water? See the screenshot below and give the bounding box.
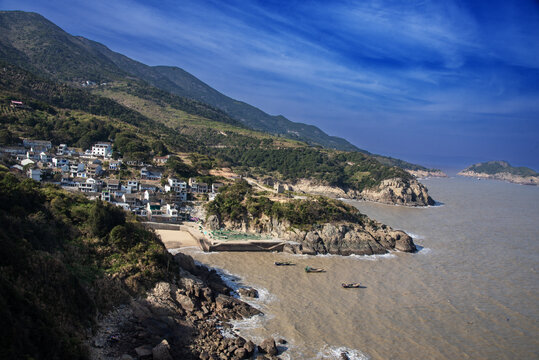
[305,266,325,273]
[341,283,361,288]
[274,261,294,266]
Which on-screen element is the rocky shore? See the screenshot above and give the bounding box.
[405,169,448,179]
[88,253,284,360]
[457,170,538,186]
[291,177,435,206]
[206,215,416,256]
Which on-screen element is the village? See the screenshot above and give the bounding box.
[0,138,225,223]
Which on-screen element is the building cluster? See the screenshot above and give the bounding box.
[1,139,224,222]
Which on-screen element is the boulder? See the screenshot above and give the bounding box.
[233,347,248,359]
[174,252,197,273]
[258,338,278,355]
[152,339,173,360]
[243,340,256,356]
[394,232,416,252]
[134,344,152,359]
[238,287,259,298]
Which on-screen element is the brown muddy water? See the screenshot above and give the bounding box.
[180,177,539,359]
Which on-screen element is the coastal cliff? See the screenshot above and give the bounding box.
[292,177,435,206]
[458,161,538,186]
[405,169,448,179]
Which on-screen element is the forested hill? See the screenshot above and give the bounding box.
[0,10,359,151]
[461,161,538,177]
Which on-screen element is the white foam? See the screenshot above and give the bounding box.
[349,252,397,261]
[228,314,267,342]
[407,232,425,240]
[416,246,432,255]
[289,252,397,261]
[212,267,242,294]
[316,345,369,360]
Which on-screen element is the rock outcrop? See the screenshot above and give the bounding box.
[405,169,448,179]
[217,215,416,256]
[458,161,538,186]
[88,253,282,360]
[358,178,435,206]
[291,177,435,206]
[458,170,539,186]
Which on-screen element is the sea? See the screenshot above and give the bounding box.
[182,176,539,359]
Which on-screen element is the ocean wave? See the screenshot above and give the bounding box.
[288,252,397,261]
[227,314,267,342]
[406,232,425,240]
[316,345,369,360]
[204,264,277,309]
[415,245,432,255]
[349,252,397,261]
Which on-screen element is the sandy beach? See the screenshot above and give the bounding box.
[156,229,199,249]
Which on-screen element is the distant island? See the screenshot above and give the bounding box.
[458,161,538,186]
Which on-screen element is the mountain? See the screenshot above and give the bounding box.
[458,161,538,185]
[0,10,359,151]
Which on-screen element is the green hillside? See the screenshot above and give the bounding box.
[0,166,177,359]
[0,10,360,151]
[464,161,538,177]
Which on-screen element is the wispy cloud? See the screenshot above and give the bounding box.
[2,0,538,167]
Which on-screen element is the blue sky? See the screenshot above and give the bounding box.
[2,0,539,169]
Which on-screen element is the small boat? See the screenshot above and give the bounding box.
[305,266,325,273]
[274,261,294,266]
[341,283,361,288]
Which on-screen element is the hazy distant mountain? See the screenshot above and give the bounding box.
[0,10,359,151]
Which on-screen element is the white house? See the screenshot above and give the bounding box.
[56,144,68,155]
[165,204,178,217]
[79,182,98,193]
[70,163,85,177]
[52,157,69,167]
[21,159,35,167]
[165,178,187,192]
[91,142,112,157]
[27,168,41,182]
[122,180,139,193]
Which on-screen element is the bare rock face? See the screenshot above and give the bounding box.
[206,214,221,230]
[359,178,434,206]
[258,338,278,355]
[458,170,539,186]
[225,213,417,256]
[291,177,435,206]
[238,287,259,298]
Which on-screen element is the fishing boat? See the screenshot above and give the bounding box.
[274,261,294,266]
[341,283,361,288]
[305,266,325,273]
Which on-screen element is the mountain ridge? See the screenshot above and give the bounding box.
[0,10,359,151]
